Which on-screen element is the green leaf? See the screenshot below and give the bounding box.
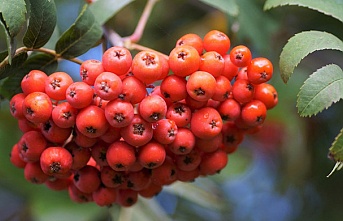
[279,31,343,83]
[55,4,102,59]
[0,0,27,37]
[199,0,239,17]
[23,53,58,74]
[0,51,28,80]
[23,0,57,49]
[297,64,343,117]
[327,128,343,177]
[89,0,134,25]
[0,0,27,63]
[264,0,343,23]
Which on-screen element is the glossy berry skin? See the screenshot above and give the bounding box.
[23,92,52,124]
[119,76,147,104]
[222,54,239,81]
[76,105,109,138]
[218,98,241,121]
[176,33,203,55]
[199,51,224,78]
[102,46,132,76]
[160,75,187,102]
[203,30,230,56]
[190,107,223,140]
[64,141,91,171]
[186,71,216,102]
[117,189,138,207]
[106,141,136,171]
[229,45,252,67]
[92,186,117,207]
[101,166,127,188]
[254,83,278,109]
[150,156,177,186]
[10,93,26,119]
[247,57,273,84]
[45,72,73,101]
[139,94,167,123]
[199,149,228,175]
[21,70,48,95]
[10,143,27,168]
[138,141,166,169]
[105,99,134,128]
[166,102,192,128]
[52,102,78,128]
[40,119,72,144]
[168,127,195,155]
[120,114,153,147]
[212,75,232,102]
[79,59,104,85]
[66,81,94,109]
[18,130,47,163]
[241,100,267,127]
[196,133,223,153]
[174,149,202,171]
[73,165,101,193]
[131,50,162,84]
[40,146,73,177]
[94,71,123,101]
[232,79,255,104]
[153,119,178,144]
[24,162,49,184]
[168,45,200,77]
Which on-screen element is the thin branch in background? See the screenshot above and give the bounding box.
[124,0,159,43]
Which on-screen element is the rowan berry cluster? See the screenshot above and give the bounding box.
[8,30,278,207]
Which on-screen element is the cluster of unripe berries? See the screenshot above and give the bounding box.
[8,30,278,207]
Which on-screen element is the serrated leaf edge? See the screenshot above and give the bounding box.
[280,31,343,83]
[296,64,343,117]
[263,1,343,23]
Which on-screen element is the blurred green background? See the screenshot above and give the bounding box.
[1,0,343,220]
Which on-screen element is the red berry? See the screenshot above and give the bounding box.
[102,46,132,76]
[168,45,200,77]
[203,30,230,56]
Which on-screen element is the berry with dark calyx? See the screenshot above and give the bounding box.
[73,165,101,194]
[139,94,167,123]
[106,141,136,171]
[18,130,47,163]
[199,148,228,175]
[168,128,195,155]
[10,143,27,168]
[94,71,123,101]
[229,45,252,68]
[64,141,91,171]
[23,92,53,124]
[40,146,73,177]
[241,100,267,127]
[160,75,187,102]
[138,141,166,169]
[102,46,132,76]
[45,72,73,101]
[120,114,153,147]
[24,162,49,184]
[176,33,203,55]
[76,105,109,138]
[92,185,118,207]
[51,102,78,128]
[100,166,127,188]
[119,76,147,104]
[153,119,178,145]
[186,71,216,102]
[105,99,134,128]
[66,81,94,109]
[131,50,163,84]
[80,59,104,85]
[199,51,224,78]
[190,107,223,140]
[9,93,26,119]
[168,45,200,77]
[254,83,278,110]
[247,57,273,85]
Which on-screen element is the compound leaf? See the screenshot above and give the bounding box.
[55,4,102,59]
[264,0,343,23]
[89,0,134,25]
[279,31,343,83]
[23,0,57,49]
[297,64,343,117]
[199,0,239,17]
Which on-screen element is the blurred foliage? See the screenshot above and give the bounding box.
[0,0,343,220]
